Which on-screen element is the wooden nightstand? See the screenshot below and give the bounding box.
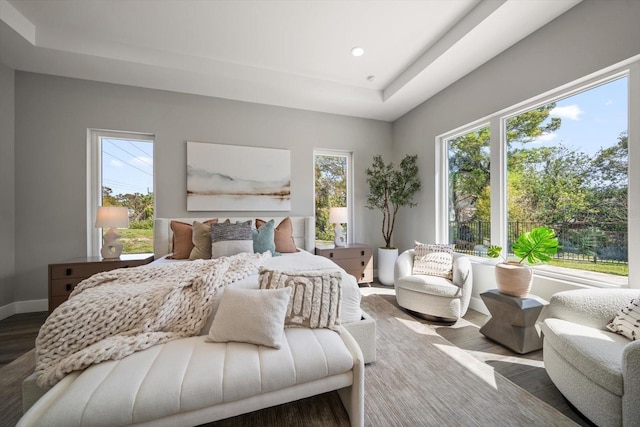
[48,253,154,312]
[315,243,373,285]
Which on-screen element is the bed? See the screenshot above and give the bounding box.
[19,216,372,426]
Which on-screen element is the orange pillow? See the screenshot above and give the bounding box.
[256,217,297,253]
[169,219,217,259]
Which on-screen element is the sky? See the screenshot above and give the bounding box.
[102,138,154,197]
[520,76,628,155]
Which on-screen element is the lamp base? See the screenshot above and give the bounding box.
[101,227,123,259]
[334,224,346,247]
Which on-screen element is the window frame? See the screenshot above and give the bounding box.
[87,129,155,257]
[437,62,638,288]
[313,149,354,244]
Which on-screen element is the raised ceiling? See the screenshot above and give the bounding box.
[0,0,581,121]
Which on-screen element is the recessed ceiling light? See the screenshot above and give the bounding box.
[350,46,365,57]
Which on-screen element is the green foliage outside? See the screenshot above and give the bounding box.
[102,187,154,254]
[315,155,348,243]
[449,95,629,276]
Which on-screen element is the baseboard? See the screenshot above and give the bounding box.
[0,299,48,321]
[469,296,489,315]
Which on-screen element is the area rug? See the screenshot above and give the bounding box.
[1,295,576,426]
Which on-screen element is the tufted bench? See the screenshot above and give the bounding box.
[18,328,364,426]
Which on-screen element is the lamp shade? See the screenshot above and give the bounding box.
[329,207,348,224]
[95,206,129,228]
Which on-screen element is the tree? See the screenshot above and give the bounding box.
[449,103,561,224]
[315,156,347,242]
[365,154,421,248]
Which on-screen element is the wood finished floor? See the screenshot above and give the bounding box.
[0,287,594,426]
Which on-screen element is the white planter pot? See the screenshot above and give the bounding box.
[377,247,399,286]
[495,261,533,297]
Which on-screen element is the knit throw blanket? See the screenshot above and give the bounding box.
[35,252,270,387]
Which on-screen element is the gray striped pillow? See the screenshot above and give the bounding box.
[258,268,342,331]
[210,220,253,258]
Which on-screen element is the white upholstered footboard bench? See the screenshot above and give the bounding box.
[19,327,364,426]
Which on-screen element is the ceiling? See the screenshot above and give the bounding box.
[0,0,581,122]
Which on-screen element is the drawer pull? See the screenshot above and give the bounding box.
[66,284,72,292]
[329,252,334,258]
[361,250,365,256]
[66,268,72,276]
[361,261,365,266]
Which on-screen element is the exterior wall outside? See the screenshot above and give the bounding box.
[13,72,391,304]
[392,0,640,305]
[0,62,15,310]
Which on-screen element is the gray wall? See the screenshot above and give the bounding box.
[0,62,15,308]
[14,72,391,302]
[392,0,640,303]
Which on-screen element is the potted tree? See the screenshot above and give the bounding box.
[365,154,421,285]
[487,227,559,297]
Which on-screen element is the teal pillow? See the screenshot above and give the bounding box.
[253,219,280,256]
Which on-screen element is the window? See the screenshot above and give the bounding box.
[88,130,155,256]
[314,150,352,246]
[440,70,632,285]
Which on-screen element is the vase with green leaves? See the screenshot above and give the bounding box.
[487,227,559,297]
[365,154,421,285]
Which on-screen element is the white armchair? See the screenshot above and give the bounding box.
[541,288,640,427]
[393,250,473,321]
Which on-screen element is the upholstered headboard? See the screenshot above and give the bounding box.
[154,216,315,258]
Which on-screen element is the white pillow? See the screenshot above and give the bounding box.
[207,287,292,348]
[412,241,454,279]
[607,298,640,341]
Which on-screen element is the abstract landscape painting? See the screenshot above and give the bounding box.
[187,142,291,211]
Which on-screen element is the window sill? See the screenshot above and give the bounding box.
[466,255,628,289]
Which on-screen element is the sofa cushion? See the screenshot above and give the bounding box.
[542,318,627,396]
[395,274,461,298]
[23,331,353,426]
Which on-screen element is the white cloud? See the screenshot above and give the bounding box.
[531,132,558,143]
[550,104,583,120]
[110,159,124,168]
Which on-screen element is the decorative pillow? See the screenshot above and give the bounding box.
[607,298,640,341]
[210,220,254,258]
[412,241,455,279]
[256,217,297,253]
[207,287,292,349]
[169,219,217,259]
[189,221,214,260]
[253,219,280,256]
[259,268,342,331]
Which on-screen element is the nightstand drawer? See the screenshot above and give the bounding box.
[316,246,372,260]
[50,278,84,296]
[346,268,374,283]
[338,257,373,271]
[50,264,110,279]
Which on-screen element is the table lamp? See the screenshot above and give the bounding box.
[95,206,129,259]
[329,207,348,247]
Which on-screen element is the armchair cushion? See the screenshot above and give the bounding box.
[395,275,461,298]
[412,242,454,279]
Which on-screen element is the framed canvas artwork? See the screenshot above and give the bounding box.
[187,142,291,211]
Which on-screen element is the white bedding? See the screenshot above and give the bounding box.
[151,251,363,328]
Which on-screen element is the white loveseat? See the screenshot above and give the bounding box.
[19,327,364,426]
[541,288,640,427]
